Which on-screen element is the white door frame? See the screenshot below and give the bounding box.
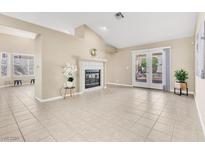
[132,47,169,90]
[132,49,150,88]
[149,48,165,89]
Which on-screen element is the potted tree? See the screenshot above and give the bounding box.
[174,69,189,95]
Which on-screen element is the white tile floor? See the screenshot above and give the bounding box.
[0,85,204,142]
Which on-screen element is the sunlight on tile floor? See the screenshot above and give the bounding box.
[0,85,204,142]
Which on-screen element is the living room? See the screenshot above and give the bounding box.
[0,10,205,145]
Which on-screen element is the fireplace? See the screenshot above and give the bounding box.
[85,69,101,89]
[79,59,106,93]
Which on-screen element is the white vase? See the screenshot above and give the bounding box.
[66,81,74,88]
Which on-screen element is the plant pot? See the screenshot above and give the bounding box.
[66,81,74,88]
[175,81,187,90]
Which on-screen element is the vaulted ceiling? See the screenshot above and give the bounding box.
[2,12,197,48]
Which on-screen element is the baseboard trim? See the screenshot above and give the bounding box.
[0,83,31,89]
[107,83,195,94]
[35,96,63,103]
[0,84,13,88]
[35,91,82,103]
[107,82,133,87]
[195,98,205,138]
[170,89,194,95]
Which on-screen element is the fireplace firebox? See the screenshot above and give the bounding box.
[85,69,101,89]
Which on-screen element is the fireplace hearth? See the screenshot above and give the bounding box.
[85,69,101,89]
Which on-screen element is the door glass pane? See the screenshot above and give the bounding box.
[1,53,9,77]
[135,54,147,82]
[13,55,34,76]
[152,53,162,83]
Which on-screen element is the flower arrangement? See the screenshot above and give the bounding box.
[63,63,77,87]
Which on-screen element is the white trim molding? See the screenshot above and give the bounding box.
[0,84,13,89]
[35,96,63,103]
[0,83,31,89]
[107,83,195,95]
[107,82,133,87]
[195,98,205,138]
[79,59,107,93]
[35,92,82,103]
[131,46,171,54]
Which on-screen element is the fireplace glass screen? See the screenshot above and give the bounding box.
[85,69,101,89]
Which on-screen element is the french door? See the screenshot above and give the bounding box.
[132,49,166,90]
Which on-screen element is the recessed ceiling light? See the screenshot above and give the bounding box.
[100,26,108,31]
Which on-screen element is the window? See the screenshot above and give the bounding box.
[13,54,34,76]
[0,52,9,77]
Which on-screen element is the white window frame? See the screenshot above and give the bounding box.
[13,53,35,77]
[0,52,10,78]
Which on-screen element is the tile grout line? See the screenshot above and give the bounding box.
[121,97,167,141]
[170,120,176,142]
[59,118,91,141]
[20,86,37,102]
[169,101,177,142]
[144,99,169,141]
[14,92,58,142]
[1,85,201,142]
[16,96,58,141]
[143,114,161,141]
[5,88,26,142]
[6,100,26,142]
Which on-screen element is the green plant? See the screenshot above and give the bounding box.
[175,69,189,82]
[152,57,158,73]
[141,58,146,68]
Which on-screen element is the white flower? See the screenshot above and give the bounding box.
[63,63,77,79]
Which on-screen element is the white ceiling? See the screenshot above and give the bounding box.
[2,12,197,48]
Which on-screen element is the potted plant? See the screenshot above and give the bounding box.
[63,63,77,88]
[174,69,189,92]
[175,69,188,83]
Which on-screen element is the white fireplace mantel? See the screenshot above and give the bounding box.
[77,57,107,63]
[78,57,107,93]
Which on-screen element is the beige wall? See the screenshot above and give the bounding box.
[41,25,110,98]
[0,33,36,86]
[195,12,205,132]
[0,33,35,52]
[107,36,195,92]
[0,14,195,101]
[106,44,117,53]
[0,14,113,99]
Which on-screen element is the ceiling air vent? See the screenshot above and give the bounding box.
[115,12,124,19]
